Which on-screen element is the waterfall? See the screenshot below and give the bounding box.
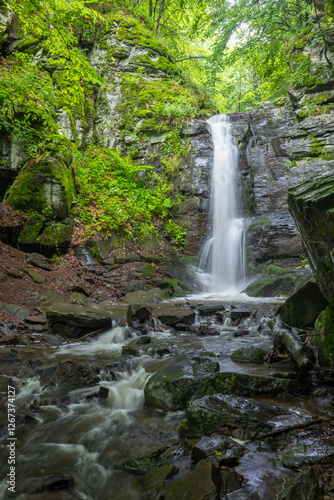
[199,114,246,293]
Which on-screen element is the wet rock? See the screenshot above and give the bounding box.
[123,445,169,474]
[98,386,109,399]
[230,309,251,322]
[164,460,221,500]
[122,337,151,356]
[149,303,195,327]
[215,311,226,322]
[144,356,219,411]
[25,473,74,494]
[277,280,329,328]
[230,347,266,363]
[200,371,299,398]
[122,288,161,305]
[196,303,225,317]
[277,467,318,500]
[220,467,245,495]
[22,267,46,283]
[131,304,152,322]
[44,361,100,388]
[233,329,249,338]
[131,464,178,499]
[27,252,54,271]
[273,436,334,469]
[191,434,245,466]
[180,394,286,438]
[46,302,132,336]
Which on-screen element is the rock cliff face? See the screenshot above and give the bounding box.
[223,83,334,291]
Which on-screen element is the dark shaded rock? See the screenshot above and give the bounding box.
[277,280,329,328]
[131,304,152,322]
[164,460,220,500]
[288,168,334,305]
[43,361,99,388]
[98,386,109,399]
[27,252,53,271]
[220,468,245,495]
[196,303,226,317]
[149,303,195,327]
[314,306,334,369]
[277,467,318,500]
[230,309,251,322]
[144,356,219,411]
[200,371,299,398]
[25,474,74,494]
[180,394,286,439]
[123,445,169,474]
[131,464,178,499]
[191,434,245,466]
[122,336,152,356]
[230,347,266,363]
[273,437,334,469]
[197,326,219,336]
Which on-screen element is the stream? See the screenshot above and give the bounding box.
[0,294,333,499]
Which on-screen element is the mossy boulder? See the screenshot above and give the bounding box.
[180,394,286,439]
[152,278,192,298]
[277,280,329,328]
[230,347,267,363]
[18,220,44,245]
[314,306,334,369]
[199,372,299,398]
[245,274,308,298]
[37,223,72,252]
[144,356,219,411]
[6,158,75,219]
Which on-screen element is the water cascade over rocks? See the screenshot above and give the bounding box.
[199,114,246,293]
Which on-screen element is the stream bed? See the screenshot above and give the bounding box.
[0,295,334,499]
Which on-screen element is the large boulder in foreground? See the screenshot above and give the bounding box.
[179,394,287,439]
[276,280,329,328]
[288,168,334,305]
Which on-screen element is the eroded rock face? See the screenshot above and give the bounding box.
[288,168,334,305]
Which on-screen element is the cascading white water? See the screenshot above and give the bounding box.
[199,114,246,293]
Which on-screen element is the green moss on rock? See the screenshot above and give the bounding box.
[18,220,44,245]
[37,223,71,250]
[314,306,334,368]
[6,158,75,218]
